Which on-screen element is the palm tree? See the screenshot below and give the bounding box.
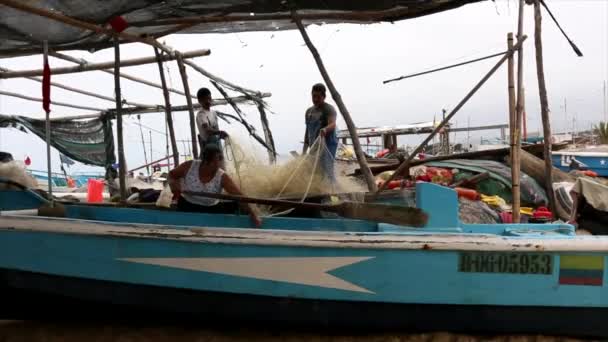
[595,121,608,144]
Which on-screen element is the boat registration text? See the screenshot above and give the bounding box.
[458,252,553,275]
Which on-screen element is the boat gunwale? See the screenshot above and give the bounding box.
[0,215,605,252]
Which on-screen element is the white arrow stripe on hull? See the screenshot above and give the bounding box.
[120,256,375,294]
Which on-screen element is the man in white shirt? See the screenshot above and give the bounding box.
[196,88,227,160]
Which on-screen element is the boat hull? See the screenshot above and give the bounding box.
[1,267,607,338]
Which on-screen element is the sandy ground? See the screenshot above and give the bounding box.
[0,321,597,342]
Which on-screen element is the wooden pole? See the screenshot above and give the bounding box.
[257,102,277,164]
[513,0,526,223]
[43,40,53,200]
[0,49,210,79]
[0,90,103,112]
[175,52,199,158]
[0,0,171,53]
[183,59,265,98]
[507,32,521,223]
[0,66,154,108]
[114,38,127,202]
[377,36,528,194]
[292,10,377,192]
[154,47,180,168]
[130,7,419,27]
[534,0,557,217]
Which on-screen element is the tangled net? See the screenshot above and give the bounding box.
[222,136,366,201]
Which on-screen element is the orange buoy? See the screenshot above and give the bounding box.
[455,187,480,200]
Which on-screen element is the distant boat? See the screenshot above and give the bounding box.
[552,145,608,176]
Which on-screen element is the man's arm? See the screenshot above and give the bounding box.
[320,105,337,137]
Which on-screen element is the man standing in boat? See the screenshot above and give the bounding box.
[196,87,228,162]
[302,83,338,184]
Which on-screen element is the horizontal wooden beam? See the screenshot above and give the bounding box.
[129,7,416,27]
[50,51,192,99]
[0,66,155,108]
[0,49,210,79]
[0,90,103,112]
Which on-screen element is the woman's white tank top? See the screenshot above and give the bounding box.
[181,160,224,206]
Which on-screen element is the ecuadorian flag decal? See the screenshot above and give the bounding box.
[559,255,604,286]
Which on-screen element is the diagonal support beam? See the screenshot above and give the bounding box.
[376,35,529,194]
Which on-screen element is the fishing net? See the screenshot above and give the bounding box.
[222,136,366,200]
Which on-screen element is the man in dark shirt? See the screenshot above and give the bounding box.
[302,83,338,184]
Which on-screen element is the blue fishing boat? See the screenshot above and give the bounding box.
[552,147,608,176]
[1,179,606,338]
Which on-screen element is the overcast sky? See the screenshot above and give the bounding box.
[0,0,606,174]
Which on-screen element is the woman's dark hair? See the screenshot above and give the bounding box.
[311,83,326,96]
[197,87,211,99]
[202,144,222,162]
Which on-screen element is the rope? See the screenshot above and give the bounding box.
[224,136,243,188]
[301,137,323,203]
[273,136,322,201]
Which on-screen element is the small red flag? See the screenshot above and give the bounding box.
[42,61,51,114]
[109,16,129,33]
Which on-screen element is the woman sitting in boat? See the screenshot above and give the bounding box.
[168,144,262,227]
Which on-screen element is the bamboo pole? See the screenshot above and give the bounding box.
[50,51,193,98]
[0,49,210,79]
[137,114,150,175]
[183,59,264,98]
[154,47,180,168]
[0,90,103,111]
[377,36,528,194]
[292,10,377,192]
[507,32,520,223]
[534,0,557,217]
[42,41,53,201]
[0,66,154,108]
[0,0,171,54]
[114,38,127,202]
[175,52,199,158]
[51,95,272,121]
[512,0,526,223]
